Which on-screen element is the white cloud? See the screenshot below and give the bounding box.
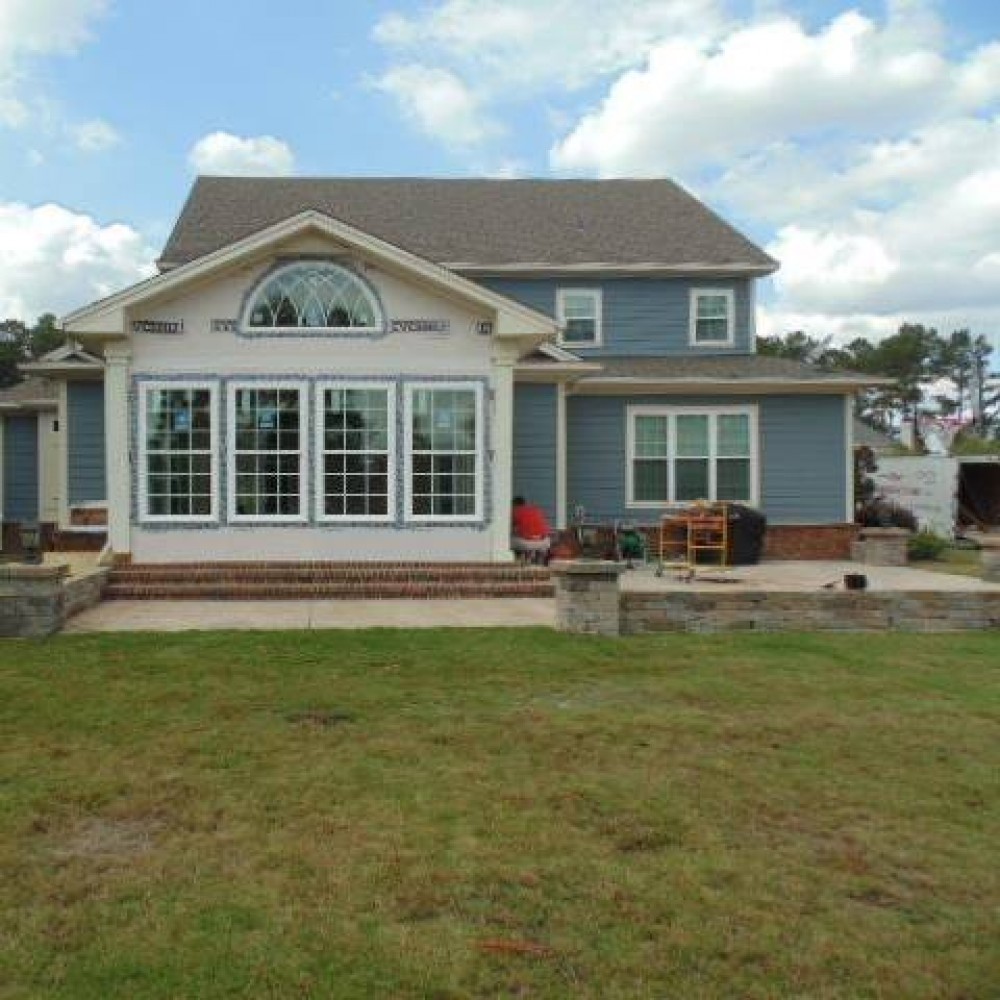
[373,64,500,148]
[187,132,296,176]
[543,2,1000,343]
[72,117,121,152]
[372,0,721,149]
[0,0,108,130]
[0,201,155,321]
[374,0,723,94]
[549,7,994,177]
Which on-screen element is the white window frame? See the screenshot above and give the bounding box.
[689,288,735,347]
[403,381,484,524]
[626,404,759,508]
[556,288,603,347]
[227,380,309,523]
[137,380,219,524]
[314,380,396,523]
[241,261,383,336]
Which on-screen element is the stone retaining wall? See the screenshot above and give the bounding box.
[621,590,1000,634]
[550,561,625,636]
[0,565,109,637]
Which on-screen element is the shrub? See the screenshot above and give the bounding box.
[857,499,918,531]
[908,529,947,561]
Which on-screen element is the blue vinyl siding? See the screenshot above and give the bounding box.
[513,383,558,523]
[566,394,847,525]
[67,381,106,505]
[480,277,755,356]
[3,415,39,522]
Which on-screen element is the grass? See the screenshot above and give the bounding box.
[1,629,999,999]
[912,545,985,579]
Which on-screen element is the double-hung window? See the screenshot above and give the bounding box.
[229,382,307,520]
[557,288,602,346]
[405,383,483,521]
[316,382,394,521]
[690,289,735,346]
[628,406,757,506]
[139,382,218,522]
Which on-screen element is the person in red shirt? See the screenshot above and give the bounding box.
[511,496,552,563]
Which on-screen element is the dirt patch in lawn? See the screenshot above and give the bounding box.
[51,816,164,861]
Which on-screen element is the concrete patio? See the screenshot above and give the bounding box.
[63,597,558,632]
[621,559,1000,593]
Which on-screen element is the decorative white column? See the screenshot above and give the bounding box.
[104,345,132,558]
[490,354,516,562]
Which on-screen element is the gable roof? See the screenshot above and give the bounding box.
[63,210,560,344]
[159,177,777,275]
[0,377,58,410]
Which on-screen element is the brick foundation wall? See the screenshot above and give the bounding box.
[2,523,106,555]
[763,524,858,560]
[69,506,108,527]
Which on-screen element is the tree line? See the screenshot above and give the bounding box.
[0,314,67,387]
[758,324,999,441]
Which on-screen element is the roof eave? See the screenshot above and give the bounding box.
[449,261,779,277]
[574,376,886,395]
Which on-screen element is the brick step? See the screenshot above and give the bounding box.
[111,565,548,581]
[113,561,541,570]
[109,570,550,588]
[104,581,554,600]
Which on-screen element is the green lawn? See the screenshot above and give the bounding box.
[913,545,986,579]
[1,630,999,999]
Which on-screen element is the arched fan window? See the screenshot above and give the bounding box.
[243,262,383,332]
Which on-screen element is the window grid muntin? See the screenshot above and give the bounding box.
[140,382,218,522]
[230,384,306,520]
[318,383,394,521]
[628,408,755,506]
[245,262,382,332]
[691,289,734,345]
[406,384,482,521]
[557,288,602,346]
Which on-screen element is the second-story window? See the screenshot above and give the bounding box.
[690,289,735,346]
[557,288,602,347]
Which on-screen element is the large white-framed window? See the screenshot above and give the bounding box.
[242,260,383,335]
[689,288,735,346]
[627,405,758,507]
[404,382,484,522]
[315,381,395,522]
[138,381,219,523]
[228,381,308,522]
[557,288,602,347]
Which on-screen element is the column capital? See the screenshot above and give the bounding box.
[104,344,132,365]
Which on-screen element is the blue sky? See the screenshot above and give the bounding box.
[1,0,998,350]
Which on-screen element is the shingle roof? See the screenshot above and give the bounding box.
[0,377,59,407]
[159,177,777,273]
[578,355,875,384]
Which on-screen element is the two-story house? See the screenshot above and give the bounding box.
[4,178,869,563]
